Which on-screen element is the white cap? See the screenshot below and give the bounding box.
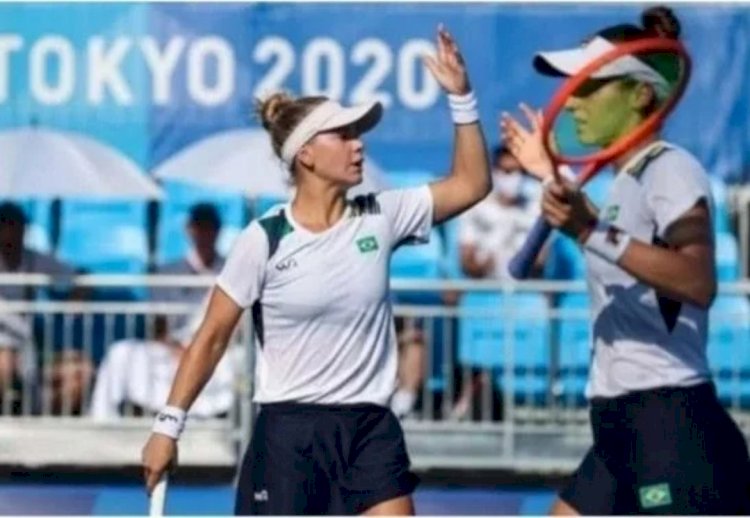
[534,36,670,99]
[280,100,383,165]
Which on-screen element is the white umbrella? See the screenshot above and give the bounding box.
[152,128,389,198]
[0,127,163,200]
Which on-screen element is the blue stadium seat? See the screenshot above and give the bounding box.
[391,230,444,280]
[708,295,750,406]
[544,235,586,280]
[438,218,464,279]
[715,232,740,282]
[391,229,444,306]
[556,293,592,402]
[157,181,247,263]
[458,292,550,399]
[710,177,731,234]
[58,200,149,273]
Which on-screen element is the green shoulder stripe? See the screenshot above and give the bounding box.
[625,143,671,180]
[257,209,294,259]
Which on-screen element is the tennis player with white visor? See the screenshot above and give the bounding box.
[141,24,491,516]
[502,6,750,515]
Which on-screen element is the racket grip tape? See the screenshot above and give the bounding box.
[507,217,553,279]
[149,475,168,516]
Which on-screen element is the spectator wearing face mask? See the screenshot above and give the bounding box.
[458,145,541,280]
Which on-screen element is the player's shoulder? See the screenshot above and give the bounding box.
[250,204,295,260]
[629,141,707,183]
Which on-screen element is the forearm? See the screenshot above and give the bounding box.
[617,240,716,308]
[450,122,491,201]
[166,330,231,411]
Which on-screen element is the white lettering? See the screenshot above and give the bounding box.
[140,37,186,106]
[187,37,233,106]
[0,35,23,103]
[88,37,133,105]
[30,36,74,105]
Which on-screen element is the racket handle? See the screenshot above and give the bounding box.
[508,217,553,279]
[150,475,169,516]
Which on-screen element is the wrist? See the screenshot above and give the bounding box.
[448,90,478,125]
[581,221,632,264]
[541,165,575,187]
[152,405,187,440]
[576,217,598,245]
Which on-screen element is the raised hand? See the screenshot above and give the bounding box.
[501,103,555,182]
[423,24,470,95]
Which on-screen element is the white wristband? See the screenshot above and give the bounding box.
[448,91,479,125]
[152,406,187,440]
[583,221,632,264]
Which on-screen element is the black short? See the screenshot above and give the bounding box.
[561,382,750,515]
[234,402,419,515]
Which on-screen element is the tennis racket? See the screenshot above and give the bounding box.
[507,38,691,279]
[149,475,168,516]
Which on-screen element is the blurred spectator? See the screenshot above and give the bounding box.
[89,296,236,421]
[458,145,541,280]
[0,302,35,414]
[0,202,74,300]
[155,202,225,298]
[0,202,94,415]
[152,202,226,329]
[391,316,426,419]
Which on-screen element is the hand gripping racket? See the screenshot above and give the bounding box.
[508,38,691,279]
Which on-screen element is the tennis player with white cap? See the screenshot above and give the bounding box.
[503,6,750,515]
[141,24,490,516]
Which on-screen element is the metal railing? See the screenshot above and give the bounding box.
[0,274,748,472]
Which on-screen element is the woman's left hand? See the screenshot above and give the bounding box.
[423,24,470,95]
[541,181,598,242]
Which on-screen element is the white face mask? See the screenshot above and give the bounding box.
[492,170,524,198]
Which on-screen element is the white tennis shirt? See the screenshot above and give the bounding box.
[216,186,433,405]
[585,141,714,399]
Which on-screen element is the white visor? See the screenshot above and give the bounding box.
[534,36,670,99]
[280,100,383,165]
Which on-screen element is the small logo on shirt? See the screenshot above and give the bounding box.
[638,483,672,509]
[356,235,379,253]
[606,225,622,246]
[275,257,298,271]
[604,205,620,222]
[253,489,269,502]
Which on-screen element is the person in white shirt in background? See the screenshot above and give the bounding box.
[459,144,540,281]
[90,294,237,421]
[0,202,92,416]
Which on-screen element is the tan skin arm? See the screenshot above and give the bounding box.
[141,287,243,493]
[543,182,716,308]
[422,26,491,224]
[617,202,716,307]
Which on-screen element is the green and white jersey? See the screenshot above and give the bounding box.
[585,141,714,399]
[216,186,433,406]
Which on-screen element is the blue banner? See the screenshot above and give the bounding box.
[1,3,749,181]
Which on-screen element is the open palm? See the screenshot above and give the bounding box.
[501,104,556,182]
[423,24,470,95]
